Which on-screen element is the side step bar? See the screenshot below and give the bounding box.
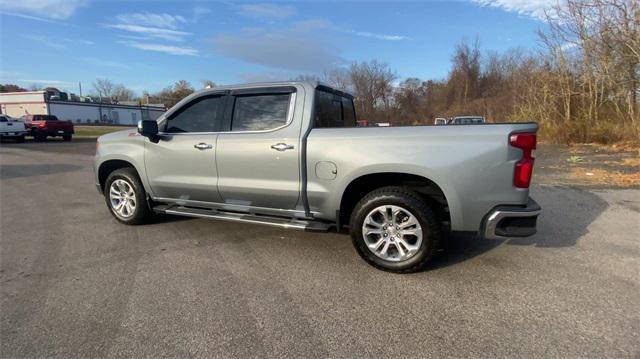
[153,205,333,232]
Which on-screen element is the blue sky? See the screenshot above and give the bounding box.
[0,0,553,95]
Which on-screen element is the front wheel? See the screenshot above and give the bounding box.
[350,186,441,273]
[104,168,150,225]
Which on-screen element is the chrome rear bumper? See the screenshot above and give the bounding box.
[482,198,541,240]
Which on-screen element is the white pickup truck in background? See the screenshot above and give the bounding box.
[0,115,27,142]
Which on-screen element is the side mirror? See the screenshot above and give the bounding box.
[137,120,158,139]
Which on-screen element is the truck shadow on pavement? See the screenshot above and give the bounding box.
[429,186,609,270]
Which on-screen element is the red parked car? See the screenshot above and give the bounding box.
[22,114,74,141]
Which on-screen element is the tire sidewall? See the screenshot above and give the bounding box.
[351,191,438,272]
[104,168,147,224]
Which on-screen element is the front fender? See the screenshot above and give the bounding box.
[94,135,152,195]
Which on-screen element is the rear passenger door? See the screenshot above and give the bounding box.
[215,87,302,211]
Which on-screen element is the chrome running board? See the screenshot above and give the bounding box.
[153,205,333,232]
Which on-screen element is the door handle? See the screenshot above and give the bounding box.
[270,143,294,151]
[194,143,213,150]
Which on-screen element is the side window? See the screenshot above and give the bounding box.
[314,89,356,128]
[0,116,7,122]
[231,94,291,131]
[165,95,225,133]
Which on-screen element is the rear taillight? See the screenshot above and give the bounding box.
[510,132,536,188]
[37,123,46,128]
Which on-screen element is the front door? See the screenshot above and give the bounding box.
[144,93,226,203]
[216,88,302,211]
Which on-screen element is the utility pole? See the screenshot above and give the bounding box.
[79,82,82,97]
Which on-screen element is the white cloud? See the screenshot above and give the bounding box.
[106,24,191,42]
[211,20,343,73]
[240,71,296,83]
[16,79,75,85]
[0,0,86,20]
[471,0,556,20]
[191,7,211,22]
[84,57,130,69]
[236,3,295,20]
[22,34,67,49]
[352,31,409,41]
[115,12,187,30]
[118,41,199,56]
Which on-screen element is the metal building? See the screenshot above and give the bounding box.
[0,91,165,125]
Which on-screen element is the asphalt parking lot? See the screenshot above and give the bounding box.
[1,139,639,357]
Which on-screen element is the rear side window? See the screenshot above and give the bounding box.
[165,95,225,133]
[314,89,356,128]
[0,116,7,122]
[231,94,291,131]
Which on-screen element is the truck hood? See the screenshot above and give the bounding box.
[98,128,140,143]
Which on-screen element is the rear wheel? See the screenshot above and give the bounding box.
[104,168,150,225]
[34,133,46,141]
[350,186,441,273]
[63,133,72,141]
[16,136,25,143]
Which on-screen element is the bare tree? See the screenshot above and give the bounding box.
[349,60,397,122]
[112,85,135,103]
[92,78,115,99]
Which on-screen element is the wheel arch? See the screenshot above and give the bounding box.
[97,158,147,193]
[337,170,462,230]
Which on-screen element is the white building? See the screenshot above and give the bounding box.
[0,91,165,125]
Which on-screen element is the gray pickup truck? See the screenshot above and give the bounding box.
[94,81,541,272]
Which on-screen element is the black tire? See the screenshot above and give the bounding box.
[350,186,441,273]
[16,136,25,143]
[63,133,72,141]
[34,134,46,142]
[104,167,151,225]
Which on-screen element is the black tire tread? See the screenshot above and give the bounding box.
[349,186,441,273]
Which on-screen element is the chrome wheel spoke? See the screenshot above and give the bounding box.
[391,208,401,224]
[400,228,420,236]
[368,237,385,250]
[398,238,418,252]
[364,215,383,229]
[365,228,382,235]
[400,217,418,229]
[395,241,406,257]
[382,207,392,222]
[379,241,391,256]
